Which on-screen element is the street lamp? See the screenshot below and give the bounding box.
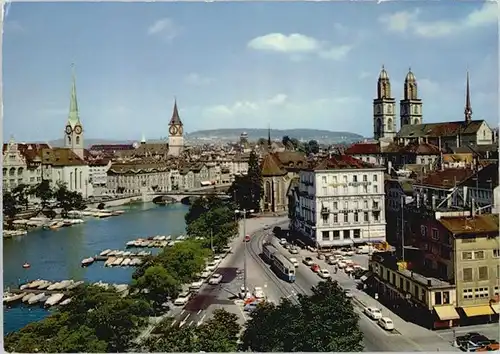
[235,209,254,298]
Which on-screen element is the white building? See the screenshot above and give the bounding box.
[41,148,92,198]
[291,155,386,248]
[89,160,112,195]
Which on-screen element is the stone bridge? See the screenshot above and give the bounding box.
[145,184,231,203]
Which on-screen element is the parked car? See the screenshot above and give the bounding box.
[279,238,287,245]
[327,256,338,265]
[364,306,383,320]
[456,333,482,348]
[244,301,259,312]
[319,269,331,279]
[378,317,395,331]
[208,273,223,285]
[213,255,222,263]
[174,291,191,306]
[200,270,211,279]
[222,246,232,254]
[289,257,299,268]
[303,257,314,266]
[190,278,204,290]
[344,289,353,298]
[346,250,355,256]
[460,335,494,351]
[288,247,299,255]
[311,264,320,273]
[205,261,218,272]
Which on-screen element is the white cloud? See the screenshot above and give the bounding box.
[248,33,352,61]
[267,94,288,105]
[147,18,179,41]
[184,73,213,86]
[379,2,497,38]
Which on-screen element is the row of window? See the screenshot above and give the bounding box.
[469,188,493,201]
[462,286,499,299]
[321,211,381,224]
[462,250,500,261]
[325,200,380,211]
[420,226,440,240]
[319,184,380,195]
[320,229,362,241]
[376,264,430,304]
[462,265,500,282]
[320,174,379,184]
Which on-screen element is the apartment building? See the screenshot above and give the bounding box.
[290,154,386,248]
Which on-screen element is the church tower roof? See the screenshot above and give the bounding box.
[377,65,392,99]
[169,98,183,126]
[67,64,81,128]
[405,67,416,83]
[464,71,473,123]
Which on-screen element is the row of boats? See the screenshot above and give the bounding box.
[125,234,190,248]
[4,291,71,307]
[104,257,144,267]
[68,209,125,219]
[43,219,84,230]
[3,230,28,238]
[20,279,84,291]
[100,249,152,257]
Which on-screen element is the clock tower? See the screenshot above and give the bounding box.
[168,99,184,157]
[373,66,396,141]
[64,64,85,160]
[400,68,423,127]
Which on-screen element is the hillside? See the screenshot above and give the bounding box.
[187,128,364,144]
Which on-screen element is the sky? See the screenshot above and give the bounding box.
[3,1,498,141]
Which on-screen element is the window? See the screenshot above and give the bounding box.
[333,202,338,209]
[373,174,378,182]
[474,287,489,298]
[474,251,485,260]
[420,287,425,301]
[373,185,378,193]
[420,226,428,237]
[463,268,473,282]
[478,266,488,280]
[344,213,349,222]
[493,249,499,258]
[386,269,390,280]
[431,229,439,240]
[322,176,327,184]
[364,212,369,222]
[363,175,367,182]
[353,229,360,238]
[373,212,380,222]
[322,213,329,224]
[343,176,348,183]
[322,231,329,241]
[344,201,348,209]
[434,292,442,305]
[353,175,358,182]
[354,201,359,209]
[363,185,368,193]
[343,230,350,239]
[443,291,450,304]
[399,277,403,289]
[373,201,379,209]
[364,200,368,209]
[333,213,338,223]
[391,273,396,284]
[333,231,340,240]
[405,280,410,291]
[462,251,473,260]
[354,213,359,222]
[463,288,473,299]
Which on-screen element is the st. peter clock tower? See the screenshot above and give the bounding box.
[168,99,184,157]
[64,65,85,160]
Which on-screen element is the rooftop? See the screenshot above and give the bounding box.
[310,154,379,171]
[415,168,475,189]
[438,213,499,236]
[397,120,485,138]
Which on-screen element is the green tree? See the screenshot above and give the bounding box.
[228,175,254,211]
[54,182,86,217]
[143,320,200,352]
[12,183,31,210]
[3,191,19,228]
[32,180,54,217]
[197,309,241,352]
[241,280,364,352]
[307,139,320,154]
[247,150,263,211]
[132,265,180,308]
[257,137,267,145]
[282,135,292,149]
[290,138,300,150]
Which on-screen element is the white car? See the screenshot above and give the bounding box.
[303,257,314,266]
[344,289,353,298]
[289,257,299,268]
[200,270,211,279]
[288,247,299,255]
[213,255,222,263]
[346,250,355,256]
[190,278,204,290]
[319,269,331,279]
[222,246,232,254]
[279,238,287,245]
[253,286,265,299]
[378,317,395,331]
[174,291,191,306]
[327,256,338,265]
[337,261,347,269]
[208,273,223,285]
[364,307,383,320]
[205,261,218,272]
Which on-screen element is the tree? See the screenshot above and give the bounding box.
[196,309,241,352]
[241,280,364,352]
[143,320,200,352]
[3,191,19,228]
[33,180,53,211]
[282,135,292,149]
[246,150,263,211]
[132,265,180,308]
[305,140,320,155]
[290,138,300,150]
[12,183,30,210]
[257,137,267,146]
[228,175,254,211]
[54,182,86,217]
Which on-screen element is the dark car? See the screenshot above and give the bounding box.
[457,334,491,351]
[456,332,481,347]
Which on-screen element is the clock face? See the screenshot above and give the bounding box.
[74,125,82,134]
[65,125,72,135]
[169,125,178,135]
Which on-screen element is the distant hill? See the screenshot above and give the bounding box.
[187,128,364,144]
[45,139,137,149]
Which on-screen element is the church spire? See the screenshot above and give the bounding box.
[67,63,80,127]
[267,124,272,147]
[169,98,183,126]
[464,71,472,123]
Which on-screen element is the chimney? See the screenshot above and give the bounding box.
[410,271,414,278]
[427,279,432,286]
[432,195,437,210]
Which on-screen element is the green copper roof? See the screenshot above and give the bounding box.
[67,65,80,127]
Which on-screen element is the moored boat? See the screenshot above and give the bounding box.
[113,257,124,266]
[100,249,112,256]
[45,293,65,307]
[122,258,131,266]
[22,293,35,303]
[81,257,95,267]
[60,298,72,306]
[47,282,61,291]
[28,280,44,289]
[28,293,46,305]
[66,280,84,290]
[4,292,26,303]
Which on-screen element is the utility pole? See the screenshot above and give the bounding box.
[235,208,253,298]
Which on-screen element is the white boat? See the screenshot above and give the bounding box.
[126,241,135,247]
[28,280,44,289]
[37,280,52,289]
[123,251,131,256]
[81,257,95,267]
[20,283,31,290]
[66,281,84,290]
[45,293,65,307]
[167,241,174,247]
[55,280,72,290]
[177,235,186,241]
[60,298,72,306]
[100,249,112,256]
[105,257,116,267]
[113,258,124,266]
[28,293,45,305]
[38,294,51,304]
[107,250,117,256]
[122,258,131,266]
[22,293,35,302]
[47,282,61,291]
[115,251,124,256]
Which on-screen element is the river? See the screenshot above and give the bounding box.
[3,202,190,334]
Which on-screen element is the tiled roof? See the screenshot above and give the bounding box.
[89,144,134,151]
[274,151,307,170]
[109,160,173,174]
[345,142,381,155]
[310,154,376,170]
[42,148,86,166]
[416,168,475,189]
[459,162,499,189]
[383,142,442,155]
[438,214,499,236]
[398,120,485,138]
[261,153,287,177]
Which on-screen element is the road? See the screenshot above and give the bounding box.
[170,216,289,328]
[246,228,464,352]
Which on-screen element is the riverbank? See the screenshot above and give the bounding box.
[3,202,190,334]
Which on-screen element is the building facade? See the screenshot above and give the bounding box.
[290,155,386,248]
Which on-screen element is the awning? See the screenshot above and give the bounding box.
[462,305,495,317]
[434,305,460,321]
[200,181,211,186]
[491,303,500,314]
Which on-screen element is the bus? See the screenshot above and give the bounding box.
[262,242,278,264]
[271,253,296,283]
